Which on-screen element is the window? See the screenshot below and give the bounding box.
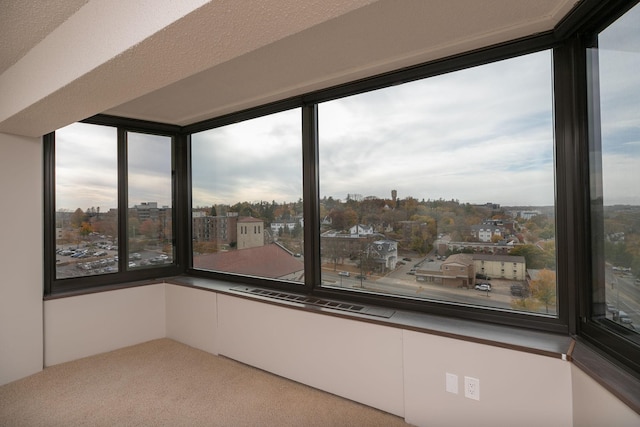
[127,132,174,269]
[318,50,557,316]
[190,108,304,284]
[45,120,180,293]
[42,0,640,380]
[54,123,118,279]
[586,2,640,371]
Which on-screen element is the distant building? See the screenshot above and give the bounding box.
[133,202,159,221]
[192,214,263,250]
[192,214,237,247]
[471,219,507,242]
[237,217,264,249]
[270,216,303,235]
[367,240,398,272]
[473,253,526,280]
[415,253,475,288]
[518,210,541,220]
[349,224,374,237]
[445,240,516,255]
[194,244,304,280]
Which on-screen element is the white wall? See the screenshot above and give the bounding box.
[165,284,217,355]
[216,294,405,417]
[0,132,43,386]
[403,330,573,427]
[571,365,640,427]
[43,284,166,366]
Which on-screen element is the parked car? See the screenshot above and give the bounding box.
[355,275,367,280]
[510,285,524,296]
[475,283,491,291]
[338,271,350,277]
[403,257,412,261]
[618,311,633,324]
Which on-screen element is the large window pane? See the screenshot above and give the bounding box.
[319,51,557,315]
[127,132,174,269]
[589,3,640,338]
[191,109,304,283]
[55,123,118,278]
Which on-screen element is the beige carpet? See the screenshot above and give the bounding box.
[0,339,411,426]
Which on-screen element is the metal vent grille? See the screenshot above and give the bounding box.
[231,287,395,318]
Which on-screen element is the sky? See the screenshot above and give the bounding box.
[192,50,556,208]
[597,4,640,206]
[55,12,639,213]
[55,124,173,212]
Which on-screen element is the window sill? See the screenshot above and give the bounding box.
[166,275,572,360]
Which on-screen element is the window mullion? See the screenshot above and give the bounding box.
[302,104,320,291]
[117,128,128,275]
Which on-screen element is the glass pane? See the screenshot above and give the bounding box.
[319,51,557,315]
[55,123,118,278]
[127,132,174,269]
[589,3,640,336]
[191,108,304,283]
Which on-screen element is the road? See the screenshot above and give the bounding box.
[323,255,523,312]
[607,266,640,330]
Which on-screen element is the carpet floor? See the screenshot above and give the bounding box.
[0,338,411,426]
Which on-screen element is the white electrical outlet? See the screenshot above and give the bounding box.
[464,376,480,400]
[445,373,458,394]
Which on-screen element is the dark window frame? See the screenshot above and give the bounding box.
[571,0,640,377]
[182,43,570,334]
[42,0,640,381]
[44,116,184,295]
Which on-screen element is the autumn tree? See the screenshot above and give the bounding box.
[128,217,141,239]
[139,219,157,239]
[328,208,358,231]
[70,208,86,228]
[322,238,349,270]
[530,269,557,314]
[193,241,217,255]
[510,295,540,312]
[509,244,554,269]
[80,221,93,237]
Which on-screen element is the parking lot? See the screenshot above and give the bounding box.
[56,245,172,279]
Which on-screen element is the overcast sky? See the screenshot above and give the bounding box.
[317,50,555,206]
[597,3,640,206]
[56,11,639,212]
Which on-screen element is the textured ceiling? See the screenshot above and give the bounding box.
[106,0,582,126]
[0,0,89,74]
[0,0,581,137]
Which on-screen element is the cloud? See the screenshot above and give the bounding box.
[318,50,555,206]
[55,123,118,211]
[55,39,638,212]
[597,9,640,205]
[127,132,172,206]
[191,108,303,207]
